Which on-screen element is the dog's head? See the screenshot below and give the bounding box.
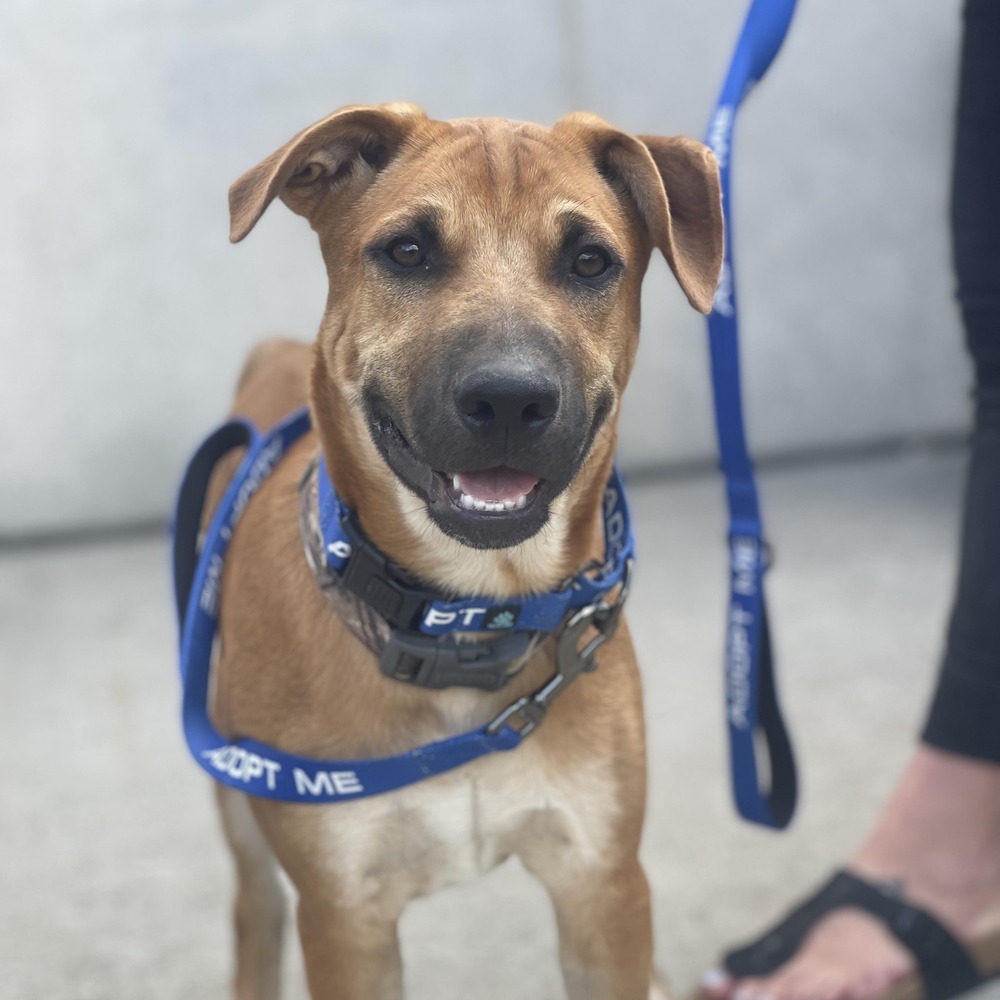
[230,103,721,563]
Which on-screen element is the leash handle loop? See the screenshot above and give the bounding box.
[705,0,799,829]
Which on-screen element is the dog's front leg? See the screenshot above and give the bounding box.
[217,788,287,1000]
[531,855,656,1000]
[297,893,404,1000]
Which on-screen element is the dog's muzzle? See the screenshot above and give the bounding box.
[366,355,608,549]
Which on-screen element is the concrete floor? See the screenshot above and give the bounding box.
[3,447,999,1000]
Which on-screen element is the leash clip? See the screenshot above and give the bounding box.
[486,695,548,738]
[564,556,633,668]
[486,559,633,739]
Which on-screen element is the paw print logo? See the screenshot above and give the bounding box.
[486,609,517,630]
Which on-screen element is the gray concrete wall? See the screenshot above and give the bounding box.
[0,0,969,536]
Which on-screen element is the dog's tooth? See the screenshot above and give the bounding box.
[514,495,527,510]
[452,474,461,491]
[473,498,487,511]
[502,499,515,511]
[459,494,476,510]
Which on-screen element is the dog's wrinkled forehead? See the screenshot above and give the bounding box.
[360,118,632,247]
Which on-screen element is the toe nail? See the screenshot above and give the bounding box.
[702,969,732,991]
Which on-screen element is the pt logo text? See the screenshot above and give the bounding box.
[422,605,521,631]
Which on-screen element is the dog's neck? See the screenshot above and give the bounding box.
[308,350,613,601]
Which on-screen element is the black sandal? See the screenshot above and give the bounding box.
[720,870,1000,1000]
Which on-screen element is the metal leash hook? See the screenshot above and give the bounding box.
[487,559,633,738]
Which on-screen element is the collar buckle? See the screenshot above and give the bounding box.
[337,511,433,630]
[379,629,537,691]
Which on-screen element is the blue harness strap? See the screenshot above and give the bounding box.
[704,0,799,829]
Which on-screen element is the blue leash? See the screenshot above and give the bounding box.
[705,0,799,828]
[173,411,520,803]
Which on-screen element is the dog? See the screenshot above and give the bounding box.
[204,102,722,1000]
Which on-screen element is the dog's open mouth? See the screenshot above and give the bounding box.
[442,468,543,514]
[366,403,557,548]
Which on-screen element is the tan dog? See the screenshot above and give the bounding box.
[209,102,722,1000]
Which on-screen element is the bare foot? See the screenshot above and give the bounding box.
[701,746,1000,1000]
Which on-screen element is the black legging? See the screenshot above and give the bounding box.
[920,0,1000,761]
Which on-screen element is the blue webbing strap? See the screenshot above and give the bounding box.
[172,418,252,624]
[705,0,799,828]
[172,409,522,803]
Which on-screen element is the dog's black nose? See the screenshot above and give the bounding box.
[454,364,560,440]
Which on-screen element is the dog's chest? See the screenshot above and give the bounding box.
[311,742,618,908]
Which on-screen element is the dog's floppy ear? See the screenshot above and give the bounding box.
[228,102,427,243]
[556,114,723,313]
[637,134,724,313]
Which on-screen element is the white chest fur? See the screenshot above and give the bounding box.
[310,739,621,914]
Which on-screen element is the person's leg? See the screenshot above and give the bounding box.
[923,0,1000,760]
[703,3,1000,997]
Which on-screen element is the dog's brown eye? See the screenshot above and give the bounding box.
[388,239,425,268]
[573,247,610,279]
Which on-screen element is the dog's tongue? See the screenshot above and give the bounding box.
[456,467,540,502]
